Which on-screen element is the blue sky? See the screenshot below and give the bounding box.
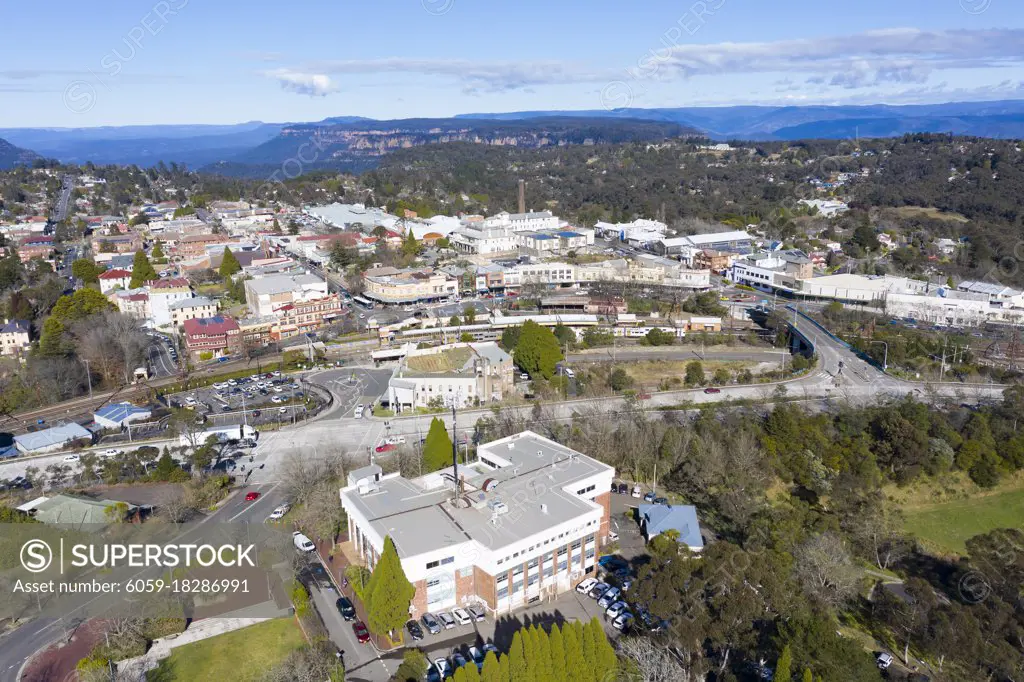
[2,0,1023,127]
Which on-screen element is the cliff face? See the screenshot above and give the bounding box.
[222,117,689,173]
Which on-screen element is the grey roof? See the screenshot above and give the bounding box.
[15,423,91,452]
[167,296,214,311]
[342,431,612,558]
[0,319,30,334]
[246,273,324,295]
[34,494,137,526]
[639,504,703,550]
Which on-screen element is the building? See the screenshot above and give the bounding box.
[14,423,92,454]
[245,274,331,317]
[387,342,513,412]
[97,268,132,294]
[340,431,614,616]
[637,504,704,552]
[175,234,226,258]
[182,316,241,358]
[33,494,137,526]
[693,249,734,272]
[94,403,153,429]
[169,296,218,329]
[90,233,142,254]
[363,267,458,304]
[304,203,400,231]
[798,199,850,218]
[728,251,813,290]
[147,278,193,328]
[0,319,31,356]
[111,290,150,320]
[679,230,753,252]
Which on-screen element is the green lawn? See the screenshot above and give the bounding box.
[901,487,1024,555]
[147,618,306,682]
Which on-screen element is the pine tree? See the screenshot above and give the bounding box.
[775,644,793,682]
[151,241,165,260]
[499,652,511,682]
[534,626,553,681]
[129,250,158,288]
[509,630,528,682]
[219,247,241,278]
[562,621,587,682]
[548,624,567,681]
[422,417,454,472]
[454,666,468,682]
[481,651,501,682]
[463,662,481,682]
[363,536,415,642]
[522,625,538,682]
[801,668,813,682]
[588,618,617,682]
[581,620,598,682]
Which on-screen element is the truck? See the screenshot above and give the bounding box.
[180,424,258,448]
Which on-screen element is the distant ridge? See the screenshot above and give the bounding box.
[0,137,40,169]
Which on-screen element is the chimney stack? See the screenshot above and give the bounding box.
[517,180,526,214]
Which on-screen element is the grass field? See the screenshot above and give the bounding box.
[898,476,1024,555]
[893,206,969,223]
[406,346,472,373]
[147,618,306,682]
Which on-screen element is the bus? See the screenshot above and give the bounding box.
[352,295,375,309]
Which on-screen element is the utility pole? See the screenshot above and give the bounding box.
[940,336,948,379]
[82,358,92,400]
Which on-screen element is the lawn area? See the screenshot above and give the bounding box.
[899,480,1024,555]
[147,618,305,682]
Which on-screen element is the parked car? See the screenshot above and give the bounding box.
[617,482,629,494]
[405,619,424,640]
[563,367,575,378]
[576,578,599,595]
[598,587,622,608]
[643,491,656,502]
[466,603,486,622]
[292,531,315,553]
[336,597,356,621]
[606,601,629,619]
[433,658,453,680]
[451,651,468,669]
[354,404,364,418]
[62,454,80,463]
[100,449,120,459]
[653,496,668,505]
[268,504,290,520]
[588,582,610,599]
[421,612,442,635]
[375,443,397,454]
[704,387,721,394]
[352,620,370,643]
[877,653,894,670]
[631,485,642,498]
[611,612,634,632]
[437,611,457,629]
[608,530,619,542]
[451,607,472,626]
[468,646,485,669]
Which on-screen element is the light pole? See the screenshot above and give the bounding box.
[870,341,889,371]
[82,358,93,400]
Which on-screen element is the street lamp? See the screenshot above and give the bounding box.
[870,340,888,371]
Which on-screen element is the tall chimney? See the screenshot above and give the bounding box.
[517,179,526,214]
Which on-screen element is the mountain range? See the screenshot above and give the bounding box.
[0,137,41,170]
[2,100,1023,174]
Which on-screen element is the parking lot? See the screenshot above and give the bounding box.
[168,371,309,415]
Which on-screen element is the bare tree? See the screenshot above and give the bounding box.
[793,532,861,607]
[618,637,698,682]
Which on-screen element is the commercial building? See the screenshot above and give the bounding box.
[15,422,92,454]
[147,278,194,328]
[169,296,218,329]
[182,316,241,358]
[363,267,458,304]
[245,273,332,318]
[387,342,513,412]
[340,431,614,616]
[94,403,153,429]
[175,234,228,258]
[0,319,31,356]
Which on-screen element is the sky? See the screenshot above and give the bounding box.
[2,0,1023,128]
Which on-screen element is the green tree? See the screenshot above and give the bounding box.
[499,653,510,682]
[562,621,587,682]
[402,229,420,256]
[365,536,415,641]
[548,624,566,681]
[589,618,617,682]
[514,320,563,380]
[51,287,114,322]
[481,651,501,682]
[288,219,300,235]
[607,367,634,392]
[684,360,705,386]
[151,241,165,260]
[129,250,158,288]
[219,247,241,278]
[71,258,103,284]
[151,450,180,481]
[553,323,576,349]
[712,367,731,385]
[534,625,553,681]
[463,305,477,324]
[776,644,793,682]
[802,668,813,682]
[509,631,528,682]
[449,315,461,327]
[129,212,149,226]
[522,626,538,682]
[459,332,474,343]
[500,326,521,351]
[423,417,453,472]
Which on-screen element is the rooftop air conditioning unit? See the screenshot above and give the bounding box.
[487,500,509,515]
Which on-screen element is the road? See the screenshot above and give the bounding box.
[51,175,73,224]
[568,346,788,365]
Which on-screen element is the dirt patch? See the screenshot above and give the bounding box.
[22,619,108,682]
[406,347,473,373]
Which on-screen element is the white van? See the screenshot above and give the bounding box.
[292,531,316,553]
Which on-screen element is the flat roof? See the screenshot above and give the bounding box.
[341,431,612,558]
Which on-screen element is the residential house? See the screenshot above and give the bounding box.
[98,268,132,294]
[147,278,193,328]
[0,319,31,356]
[169,296,218,329]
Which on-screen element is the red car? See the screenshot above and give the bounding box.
[375,443,396,454]
[244,491,261,501]
[703,387,721,394]
[352,620,370,643]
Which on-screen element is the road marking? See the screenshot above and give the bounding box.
[227,482,279,522]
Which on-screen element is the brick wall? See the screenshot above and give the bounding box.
[473,566,496,610]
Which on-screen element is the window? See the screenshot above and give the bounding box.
[513,566,523,576]
[497,573,508,584]
[512,580,523,593]
[497,586,508,599]
[571,539,582,549]
[558,559,568,572]
[527,574,539,586]
[426,560,439,570]
[441,556,455,565]
[585,548,595,559]
[527,559,538,569]
[543,565,554,579]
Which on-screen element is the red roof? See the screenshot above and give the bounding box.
[183,316,239,337]
[99,269,131,280]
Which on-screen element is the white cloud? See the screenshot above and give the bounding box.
[264,69,337,97]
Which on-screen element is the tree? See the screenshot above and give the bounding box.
[402,229,420,256]
[463,305,477,324]
[642,328,675,346]
[501,326,522,351]
[562,622,587,682]
[514,320,563,380]
[288,219,300,235]
[776,644,793,682]
[553,323,576,349]
[460,332,474,343]
[423,417,453,472]
[129,212,149,226]
[587,618,616,682]
[608,367,634,391]
[548,624,567,681]
[712,367,731,385]
[802,668,813,682]
[449,315,462,327]
[151,241,165,260]
[683,291,727,315]
[71,258,103,284]
[365,536,415,641]
[129,250,158,288]
[684,361,705,386]
[219,247,241,278]
[509,631,528,682]
[394,649,429,682]
[481,651,501,682]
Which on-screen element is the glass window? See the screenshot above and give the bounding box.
[497,586,508,599]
